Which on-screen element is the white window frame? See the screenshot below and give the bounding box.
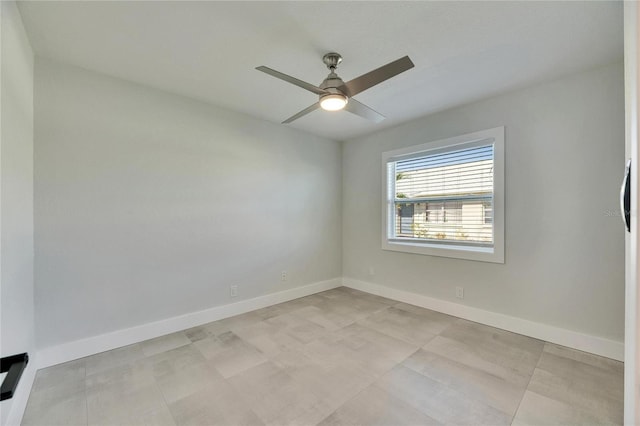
[381,127,505,263]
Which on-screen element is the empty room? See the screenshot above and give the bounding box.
[2,1,639,425]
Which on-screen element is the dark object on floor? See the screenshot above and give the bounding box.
[1,353,29,401]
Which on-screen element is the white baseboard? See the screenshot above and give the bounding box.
[37,278,341,369]
[2,358,37,426]
[343,277,624,361]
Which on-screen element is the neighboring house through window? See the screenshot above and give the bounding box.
[382,127,504,263]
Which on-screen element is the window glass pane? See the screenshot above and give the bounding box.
[391,144,494,245]
[393,199,492,243]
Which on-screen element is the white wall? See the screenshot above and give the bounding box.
[0,2,35,425]
[34,59,342,349]
[343,62,625,344]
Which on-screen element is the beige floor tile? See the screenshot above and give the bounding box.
[86,362,155,395]
[196,331,268,378]
[286,401,337,426]
[26,359,86,410]
[527,348,623,424]
[328,297,390,321]
[319,288,393,314]
[125,404,177,426]
[324,287,397,306]
[302,333,399,379]
[358,306,440,345]
[192,334,227,359]
[86,404,177,426]
[422,335,539,387]
[155,361,224,404]
[26,378,86,410]
[378,365,512,425]
[270,347,317,371]
[22,392,87,426]
[266,312,330,344]
[251,303,298,321]
[316,287,360,302]
[233,321,304,357]
[393,302,458,324]
[257,294,329,318]
[84,344,146,376]
[290,305,356,331]
[182,325,211,343]
[542,342,623,374]
[86,381,166,425]
[318,383,441,426]
[513,390,612,426]
[270,344,383,408]
[337,322,420,363]
[287,292,333,308]
[434,319,544,388]
[168,383,264,426]
[442,319,544,360]
[228,361,323,426]
[141,344,207,378]
[285,358,377,412]
[140,332,191,357]
[216,311,267,332]
[304,326,416,382]
[403,348,525,416]
[197,319,235,337]
[31,358,86,393]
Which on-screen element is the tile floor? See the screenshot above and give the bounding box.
[22,287,624,426]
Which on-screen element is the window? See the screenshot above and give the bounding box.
[382,127,504,263]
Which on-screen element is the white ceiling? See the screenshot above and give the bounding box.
[18,1,623,141]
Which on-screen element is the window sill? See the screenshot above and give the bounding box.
[381,239,504,263]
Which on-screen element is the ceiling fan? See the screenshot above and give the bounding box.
[256,53,414,124]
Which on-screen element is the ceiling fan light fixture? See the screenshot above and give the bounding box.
[320,94,348,111]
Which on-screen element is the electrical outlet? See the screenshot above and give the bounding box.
[281,270,287,281]
[368,266,375,276]
[455,286,464,299]
[230,285,238,298]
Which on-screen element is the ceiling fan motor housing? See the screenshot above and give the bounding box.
[319,55,349,109]
[320,76,346,94]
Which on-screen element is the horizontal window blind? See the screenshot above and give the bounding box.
[390,144,494,245]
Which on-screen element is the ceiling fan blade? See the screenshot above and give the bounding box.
[282,102,320,124]
[340,56,414,97]
[256,66,328,96]
[344,98,385,123]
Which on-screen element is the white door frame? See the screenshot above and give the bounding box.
[624,2,640,425]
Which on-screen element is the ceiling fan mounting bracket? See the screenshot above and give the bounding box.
[322,52,343,70]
